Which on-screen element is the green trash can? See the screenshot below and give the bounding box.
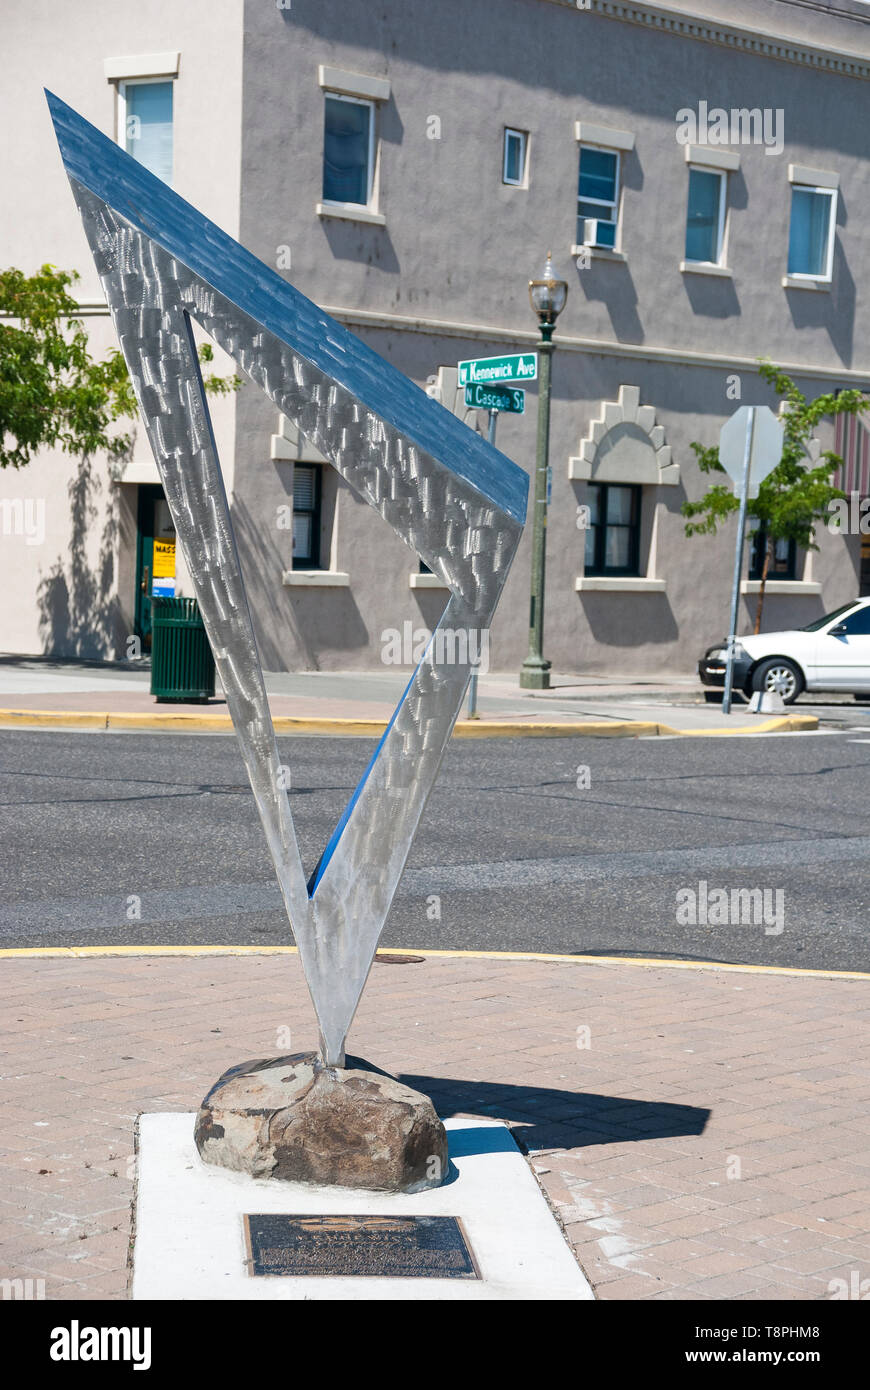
[150,596,216,703]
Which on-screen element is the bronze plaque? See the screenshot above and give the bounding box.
[244,1214,478,1279]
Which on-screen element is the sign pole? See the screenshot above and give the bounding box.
[722,407,756,715]
[467,408,498,719]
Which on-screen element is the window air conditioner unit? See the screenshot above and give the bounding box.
[583,218,616,250]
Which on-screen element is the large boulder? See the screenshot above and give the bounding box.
[194,1052,448,1194]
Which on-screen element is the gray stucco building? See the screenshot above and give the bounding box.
[2,0,870,675]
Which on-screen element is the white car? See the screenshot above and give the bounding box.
[699,598,870,704]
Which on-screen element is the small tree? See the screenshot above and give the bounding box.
[0,264,239,471]
[682,361,866,633]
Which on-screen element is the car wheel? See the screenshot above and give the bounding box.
[751,657,804,705]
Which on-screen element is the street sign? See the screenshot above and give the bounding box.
[457,352,537,387]
[719,405,783,499]
[718,404,784,715]
[464,383,525,414]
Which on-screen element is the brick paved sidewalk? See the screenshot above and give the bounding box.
[1,951,868,1300]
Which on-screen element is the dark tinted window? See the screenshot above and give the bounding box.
[749,527,795,581]
[323,96,371,205]
[801,602,858,633]
[841,606,870,635]
[584,483,641,576]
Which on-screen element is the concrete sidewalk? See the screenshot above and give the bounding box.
[0,659,817,736]
[1,948,868,1301]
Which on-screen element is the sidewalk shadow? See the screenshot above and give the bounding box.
[399,1072,710,1154]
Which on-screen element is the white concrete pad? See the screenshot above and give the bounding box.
[132,1113,593,1300]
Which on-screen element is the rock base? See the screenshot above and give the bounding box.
[194,1052,448,1193]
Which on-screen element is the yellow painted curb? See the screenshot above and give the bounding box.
[0,709,108,729]
[453,719,661,738]
[0,942,865,981]
[273,716,386,735]
[108,710,232,732]
[0,709,819,737]
[656,713,819,736]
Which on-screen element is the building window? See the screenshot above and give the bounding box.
[685,167,725,265]
[788,185,836,280]
[578,146,619,249]
[503,128,527,186]
[292,465,322,569]
[584,483,641,575]
[118,80,173,184]
[323,94,374,206]
[749,525,796,581]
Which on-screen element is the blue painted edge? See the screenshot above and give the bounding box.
[307,659,420,897]
[46,90,528,524]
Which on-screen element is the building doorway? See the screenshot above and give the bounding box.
[134,484,176,651]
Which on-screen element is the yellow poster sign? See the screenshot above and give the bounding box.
[153,537,176,579]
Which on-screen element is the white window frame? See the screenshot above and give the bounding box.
[578,145,620,250]
[321,91,377,211]
[787,184,837,283]
[684,165,727,267]
[503,128,528,187]
[116,76,174,170]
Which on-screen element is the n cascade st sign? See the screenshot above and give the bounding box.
[457,353,537,387]
[464,383,525,414]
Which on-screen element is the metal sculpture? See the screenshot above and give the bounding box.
[48,92,527,1068]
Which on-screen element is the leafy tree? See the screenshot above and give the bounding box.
[682,360,866,633]
[0,264,240,471]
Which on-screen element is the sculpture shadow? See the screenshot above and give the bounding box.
[399,1073,710,1154]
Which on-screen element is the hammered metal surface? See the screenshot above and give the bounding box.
[50,94,526,1065]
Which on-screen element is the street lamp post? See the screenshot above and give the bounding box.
[520,252,568,690]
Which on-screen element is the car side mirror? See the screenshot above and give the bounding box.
[829,624,848,637]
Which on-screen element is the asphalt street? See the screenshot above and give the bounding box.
[1,727,869,970]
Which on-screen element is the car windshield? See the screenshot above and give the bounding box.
[800,601,860,633]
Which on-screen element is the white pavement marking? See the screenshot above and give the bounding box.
[132,1113,593,1301]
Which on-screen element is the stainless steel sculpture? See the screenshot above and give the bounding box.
[49,93,527,1068]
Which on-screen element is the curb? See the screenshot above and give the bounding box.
[0,708,820,738]
[0,942,866,980]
